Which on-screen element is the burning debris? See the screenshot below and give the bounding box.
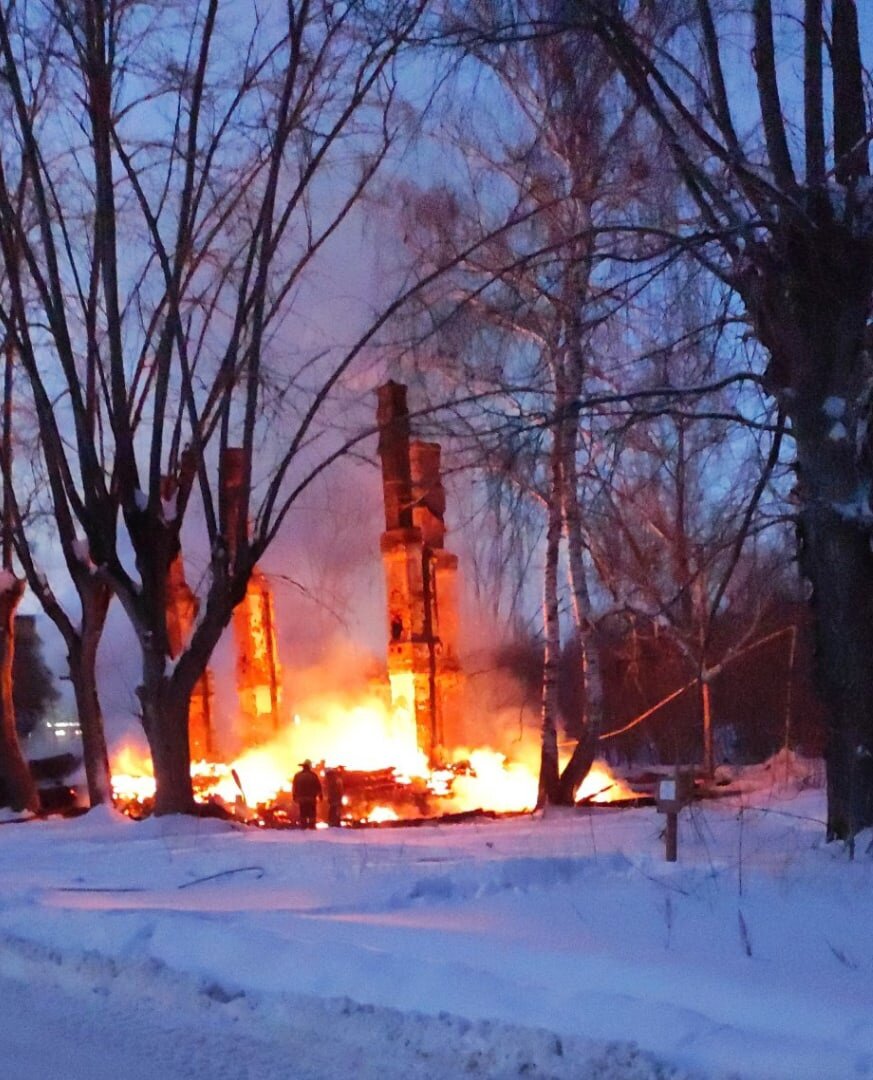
[110,736,638,826]
[109,384,641,827]
[575,762,640,805]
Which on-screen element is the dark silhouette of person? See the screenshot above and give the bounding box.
[291,759,322,829]
[324,768,345,827]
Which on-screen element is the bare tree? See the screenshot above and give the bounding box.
[2,311,113,807]
[589,336,788,775]
[392,1,666,803]
[4,443,114,808]
[453,0,873,842]
[0,0,435,814]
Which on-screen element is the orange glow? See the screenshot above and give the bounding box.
[441,749,538,812]
[243,692,429,778]
[253,685,273,716]
[110,710,539,821]
[198,751,285,806]
[233,570,282,743]
[110,744,155,808]
[387,671,417,717]
[575,760,639,804]
[110,712,635,822]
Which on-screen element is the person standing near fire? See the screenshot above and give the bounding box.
[324,768,345,827]
[292,760,322,829]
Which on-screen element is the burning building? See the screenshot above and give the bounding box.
[222,448,283,749]
[377,382,463,765]
[115,396,572,823]
[114,422,634,823]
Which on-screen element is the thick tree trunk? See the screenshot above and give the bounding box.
[0,579,39,812]
[13,569,113,808]
[748,248,873,842]
[69,653,112,807]
[68,588,112,807]
[139,638,195,816]
[794,465,873,841]
[136,567,233,816]
[143,685,195,816]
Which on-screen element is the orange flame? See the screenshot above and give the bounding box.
[110,698,635,821]
[110,743,155,807]
[575,761,639,804]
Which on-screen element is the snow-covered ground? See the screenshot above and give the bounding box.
[1,758,871,1080]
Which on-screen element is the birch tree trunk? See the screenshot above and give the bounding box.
[537,430,564,807]
[557,369,603,802]
[572,0,873,841]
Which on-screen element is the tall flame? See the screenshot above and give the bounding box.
[110,696,636,820]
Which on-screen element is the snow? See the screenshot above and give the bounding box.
[822,396,846,420]
[827,179,873,239]
[0,568,20,594]
[71,537,91,564]
[833,480,873,525]
[1,768,872,1079]
[161,490,178,523]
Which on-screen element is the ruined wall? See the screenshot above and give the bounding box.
[377,383,463,762]
[231,567,282,745]
[221,449,283,748]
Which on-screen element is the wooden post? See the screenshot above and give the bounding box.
[665,810,678,862]
[657,769,691,863]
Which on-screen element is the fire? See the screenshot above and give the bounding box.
[110,743,155,807]
[110,702,636,823]
[575,761,638,804]
[294,695,428,776]
[109,717,540,823]
[440,749,537,812]
[109,691,428,820]
[198,751,285,807]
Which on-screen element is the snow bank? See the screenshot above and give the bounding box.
[0,931,690,1080]
[0,772,870,1079]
